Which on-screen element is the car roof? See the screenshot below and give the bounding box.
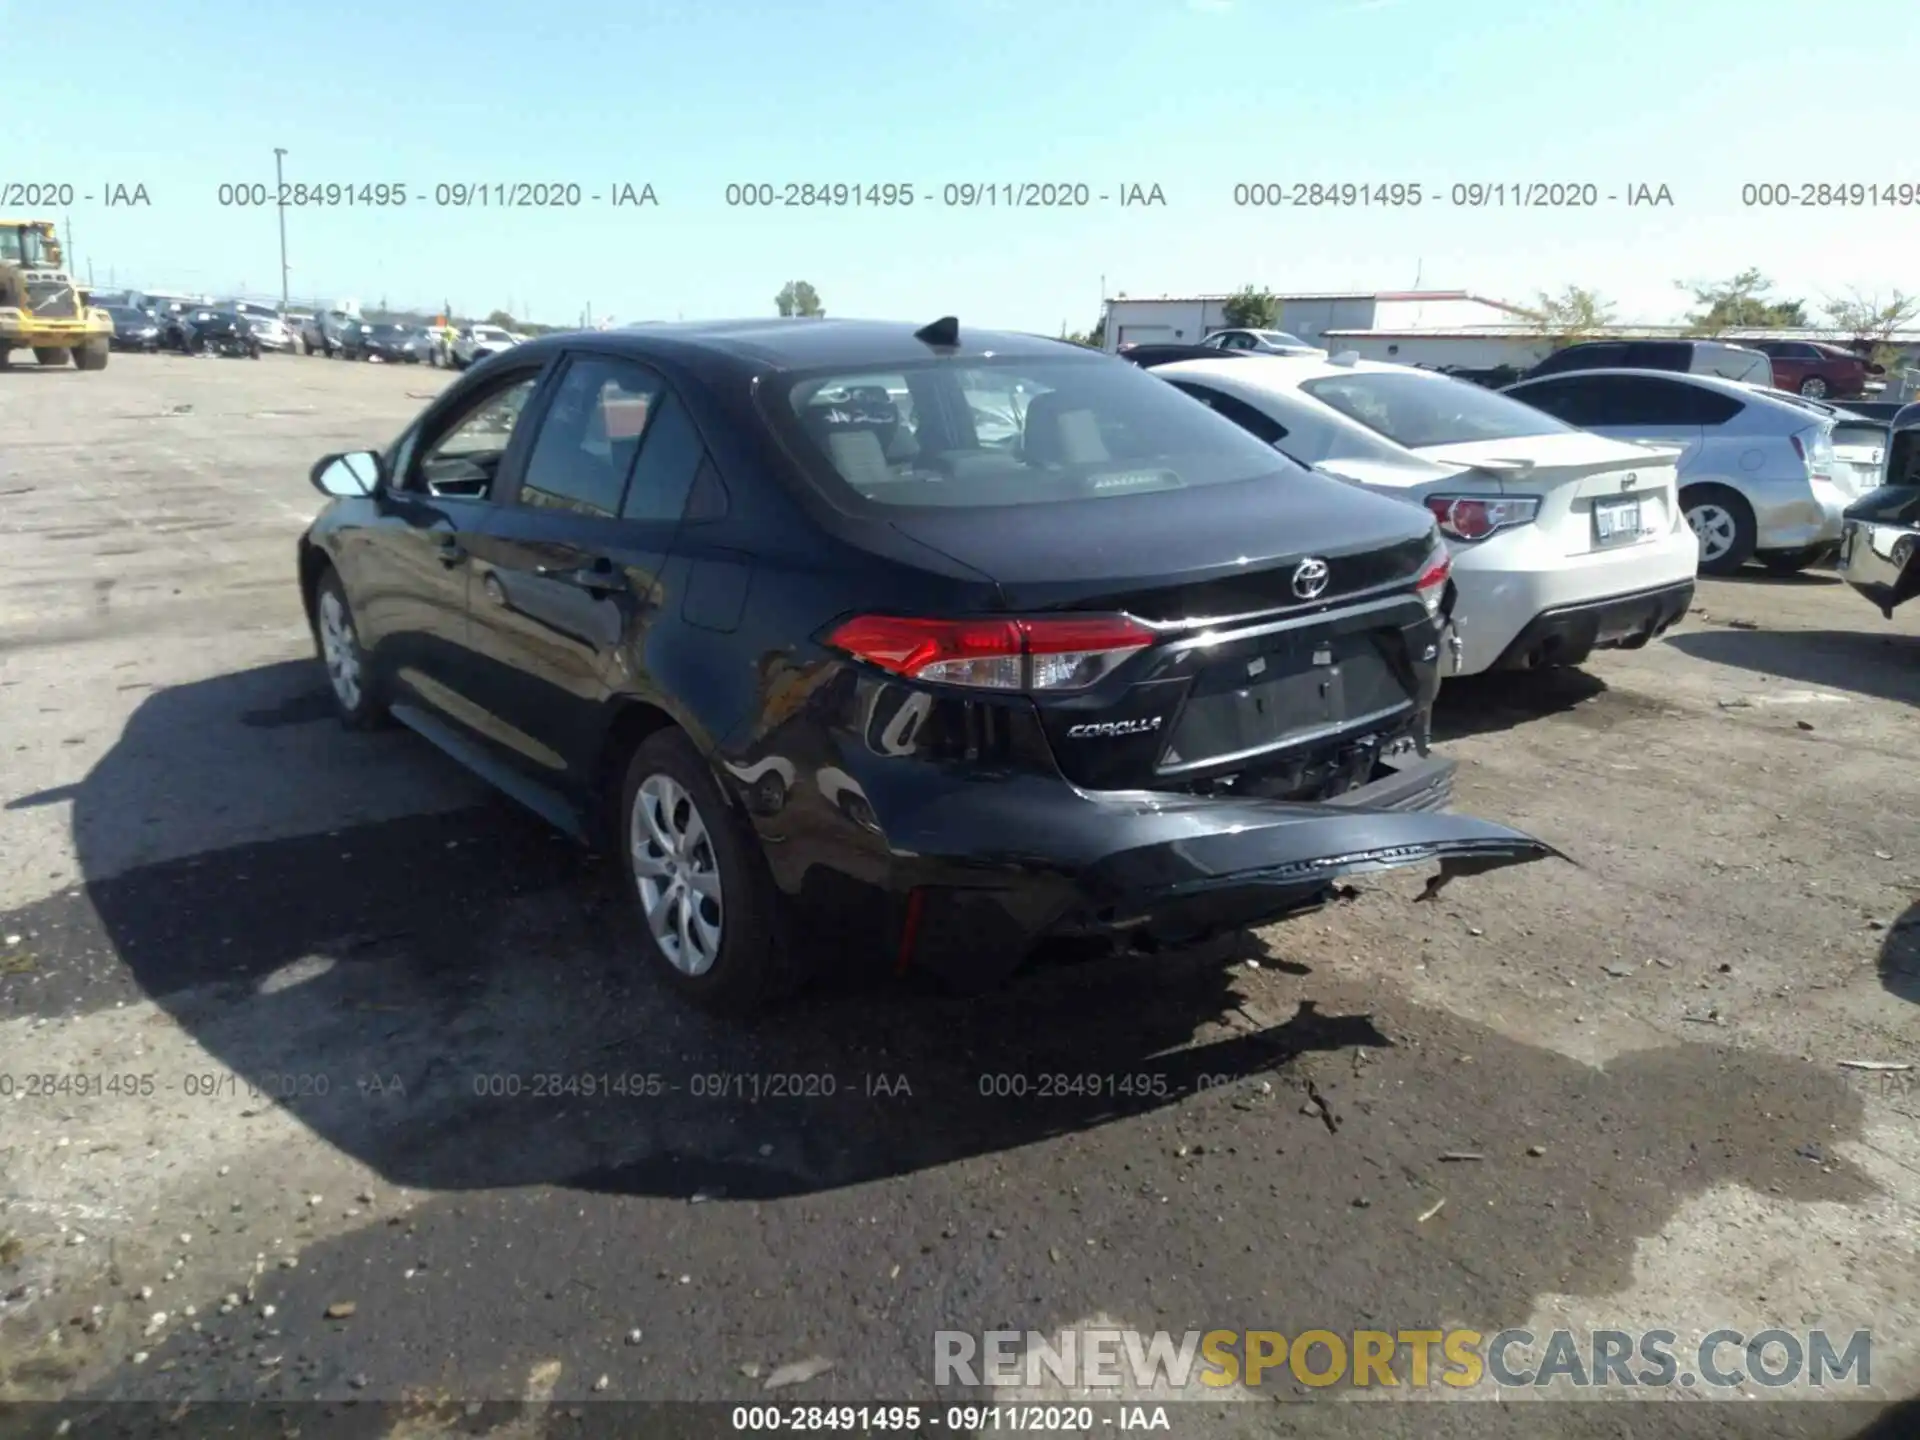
[542,317,1075,372]
[1509,366,1815,416]
[1509,365,1756,394]
[1150,353,1433,390]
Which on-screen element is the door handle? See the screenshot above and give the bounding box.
[435,536,467,566]
[536,560,622,595]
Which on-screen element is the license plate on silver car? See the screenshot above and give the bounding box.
[1594,498,1641,545]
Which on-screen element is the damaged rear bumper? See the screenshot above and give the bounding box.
[872,752,1563,981]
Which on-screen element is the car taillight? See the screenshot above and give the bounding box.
[824,613,1155,691]
[1793,425,1834,480]
[1413,548,1451,618]
[1422,494,1539,541]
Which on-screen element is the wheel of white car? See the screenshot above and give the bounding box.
[314,569,387,729]
[1680,484,1757,576]
[618,729,795,1013]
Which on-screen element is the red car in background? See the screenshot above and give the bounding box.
[1741,339,1881,399]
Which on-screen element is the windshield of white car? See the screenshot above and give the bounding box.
[1299,370,1574,448]
[1257,331,1310,348]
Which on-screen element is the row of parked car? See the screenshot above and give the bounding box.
[87,290,526,370]
[1182,327,1891,403]
[291,315,1919,1013]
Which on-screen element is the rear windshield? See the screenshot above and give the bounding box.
[1298,370,1573,449]
[776,353,1302,509]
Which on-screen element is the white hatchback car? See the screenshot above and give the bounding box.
[1143,354,1699,677]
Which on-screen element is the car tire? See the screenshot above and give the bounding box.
[618,729,798,1014]
[1680,484,1757,576]
[33,347,65,366]
[1799,376,1830,399]
[74,339,109,371]
[313,569,388,730]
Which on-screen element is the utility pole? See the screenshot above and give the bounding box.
[64,211,74,271]
[273,148,291,313]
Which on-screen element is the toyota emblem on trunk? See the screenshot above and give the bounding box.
[1291,557,1331,599]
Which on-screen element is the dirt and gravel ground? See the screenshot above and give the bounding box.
[0,352,1916,1440]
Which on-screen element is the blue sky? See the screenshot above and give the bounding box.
[16,0,1920,328]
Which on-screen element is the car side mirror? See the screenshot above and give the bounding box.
[311,451,383,498]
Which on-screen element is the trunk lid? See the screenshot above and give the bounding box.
[882,466,1438,618]
[1410,432,1682,556]
[878,473,1444,793]
[1828,418,1890,498]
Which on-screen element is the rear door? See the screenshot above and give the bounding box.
[464,351,703,787]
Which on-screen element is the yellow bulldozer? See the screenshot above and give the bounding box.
[0,218,112,370]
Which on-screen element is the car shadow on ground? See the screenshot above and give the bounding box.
[1665,628,1920,706]
[0,660,1881,1278]
[1879,899,1920,1004]
[1432,666,1609,742]
[2,658,1898,1425]
[1722,567,1844,587]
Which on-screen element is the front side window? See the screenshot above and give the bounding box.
[412,373,542,497]
[777,353,1301,509]
[517,357,663,517]
[1504,378,1597,426]
[1299,370,1573,449]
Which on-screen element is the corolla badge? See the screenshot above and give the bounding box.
[1067,716,1162,738]
[1291,557,1331,600]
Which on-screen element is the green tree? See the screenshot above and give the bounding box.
[1516,285,1616,349]
[1219,285,1280,330]
[1060,312,1108,349]
[1678,270,1807,334]
[485,309,518,329]
[1821,289,1920,371]
[775,281,824,317]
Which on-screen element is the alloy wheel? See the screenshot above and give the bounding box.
[631,774,724,975]
[1687,503,1737,564]
[318,590,363,711]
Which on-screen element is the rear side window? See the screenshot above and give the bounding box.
[1167,381,1288,446]
[776,353,1301,510]
[1518,375,1742,427]
[621,389,706,522]
[517,356,663,517]
[1297,370,1572,448]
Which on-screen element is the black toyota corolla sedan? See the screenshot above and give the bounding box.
[298,317,1560,1011]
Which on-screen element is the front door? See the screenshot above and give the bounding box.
[464,352,707,789]
[349,364,549,732]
